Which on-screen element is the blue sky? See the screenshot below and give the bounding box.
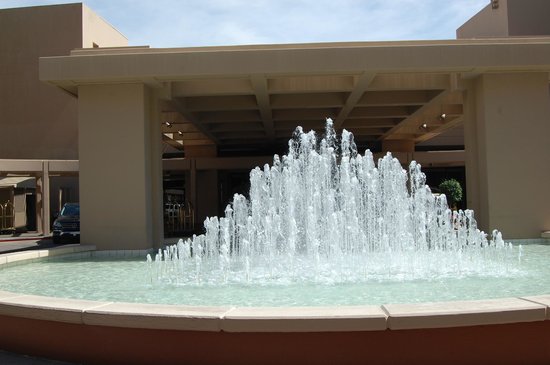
[0,1,487,47]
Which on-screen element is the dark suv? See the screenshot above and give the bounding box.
[52,203,80,244]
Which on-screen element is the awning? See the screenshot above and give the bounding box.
[0,177,35,189]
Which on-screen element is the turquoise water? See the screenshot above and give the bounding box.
[0,244,549,307]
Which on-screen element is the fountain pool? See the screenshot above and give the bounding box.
[0,244,548,306]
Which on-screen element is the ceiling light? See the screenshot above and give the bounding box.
[421,123,428,129]
[439,113,447,121]
[177,130,183,136]
[164,122,172,128]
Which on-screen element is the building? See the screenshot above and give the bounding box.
[0,3,127,233]
[2,0,550,249]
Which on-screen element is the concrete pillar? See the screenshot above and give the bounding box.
[78,83,163,250]
[197,169,219,224]
[35,161,50,236]
[35,176,43,235]
[463,81,483,224]
[183,144,218,230]
[189,159,197,228]
[464,72,550,239]
[149,90,165,249]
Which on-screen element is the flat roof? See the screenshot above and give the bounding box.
[39,38,550,149]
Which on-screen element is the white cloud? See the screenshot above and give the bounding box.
[0,0,488,47]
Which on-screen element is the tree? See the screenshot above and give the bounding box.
[439,179,463,209]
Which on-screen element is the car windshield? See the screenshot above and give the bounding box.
[60,204,79,217]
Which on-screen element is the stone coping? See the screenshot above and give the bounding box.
[0,246,548,333]
[509,237,550,245]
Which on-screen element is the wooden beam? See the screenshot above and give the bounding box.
[270,92,347,109]
[251,74,275,140]
[348,128,388,136]
[199,110,261,124]
[415,115,464,143]
[385,133,418,140]
[171,132,209,141]
[217,131,267,140]
[185,95,258,111]
[378,90,449,140]
[161,123,199,134]
[357,90,441,106]
[272,108,339,121]
[273,120,327,131]
[209,122,265,133]
[348,106,417,119]
[342,118,400,128]
[334,72,376,129]
[162,134,184,150]
[169,98,219,144]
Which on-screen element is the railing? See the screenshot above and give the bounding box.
[164,202,195,235]
[0,201,15,232]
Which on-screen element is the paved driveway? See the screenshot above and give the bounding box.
[0,237,57,254]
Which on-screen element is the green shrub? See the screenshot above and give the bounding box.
[439,179,463,208]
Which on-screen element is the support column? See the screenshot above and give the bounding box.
[149,90,165,249]
[463,80,484,225]
[464,73,550,238]
[78,84,163,250]
[35,175,43,235]
[35,161,50,236]
[189,159,197,228]
[184,145,218,229]
[42,161,50,236]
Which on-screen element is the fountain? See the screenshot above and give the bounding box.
[149,120,516,288]
[0,120,549,364]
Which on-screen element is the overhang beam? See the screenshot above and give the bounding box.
[334,72,376,129]
[251,74,275,140]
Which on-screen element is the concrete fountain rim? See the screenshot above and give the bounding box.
[0,244,549,333]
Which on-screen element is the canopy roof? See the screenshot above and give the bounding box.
[40,38,550,151]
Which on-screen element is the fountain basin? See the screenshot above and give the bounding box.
[1,245,550,364]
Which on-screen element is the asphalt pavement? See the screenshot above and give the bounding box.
[0,233,55,254]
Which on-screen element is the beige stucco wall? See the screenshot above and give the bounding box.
[78,83,162,250]
[82,4,128,48]
[457,0,550,39]
[0,4,127,160]
[507,0,550,37]
[457,2,508,39]
[0,4,82,160]
[465,73,550,239]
